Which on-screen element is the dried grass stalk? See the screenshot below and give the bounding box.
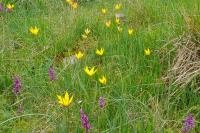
[164,33,200,88]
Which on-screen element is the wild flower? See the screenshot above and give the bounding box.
[80,109,92,132]
[0,3,3,12]
[182,114,195,132]
[66,0,78,9]
[75,51,84,59]
[48,66,55,81]
[99,97,106,108]
[115,18,120,25]
[82,34,88,39]
[6,3,14,12]
[115,4,122,10]
[71,2,78,9]
[85,28,91,35]
[117,26,122,32]
[99,76,107,85]
[101,8,107,14]
[29,26,39,36]
[57,91,73,107]
[96,48,104,56]
[144,48,151,56]
[66,0,73,5]
[128,28,134,35]
[84,66,97,76]
[13,76,21,95]
[105,20,111,28]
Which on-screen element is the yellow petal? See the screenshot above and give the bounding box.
[57,95,64,104]
[57,95,62,101]
[91,67,95,72]
[64,91,69,102]
[63,98,69,106]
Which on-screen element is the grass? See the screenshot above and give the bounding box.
[0,0,200,132]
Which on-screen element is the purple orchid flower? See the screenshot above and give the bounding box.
[80,108,92,132]
[99,97,106,108]
[48,66,55,81]
[0,3,3,12]
[182,114,195,132]
[13,76,21,95]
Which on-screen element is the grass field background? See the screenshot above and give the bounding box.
[0,0,200,132]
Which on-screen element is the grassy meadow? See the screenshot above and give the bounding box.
[0,0,200,132]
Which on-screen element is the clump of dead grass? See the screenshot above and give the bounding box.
[163,15,200,89]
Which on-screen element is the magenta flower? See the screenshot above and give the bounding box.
[48,66,55,81]
[0,3,3,12]
[80,109,92,132]
[182,114,195,132]
[99,97,106,108]
[13,76,21,95]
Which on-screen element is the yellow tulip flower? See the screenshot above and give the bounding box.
[71,2,78,9]
[7,4,14,10]
[105,20,111,28]
[82,34,88,39]
[117,26,122,32]
[101,8,107,14]
[99,76,107,85]
[144,48,151,56]
[115,4,122,10]
[57,91,73,107]
[84,66,97,76]
[128,28,134,35]
[115,18,120,25]
[96,48,104,56]
[75,51,84,59]
[66,0,73,5]
[85,28,91,35]
[29,26,39,36]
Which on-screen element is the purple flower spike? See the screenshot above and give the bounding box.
[182,114,195,132]
[99,97,106,108]
[48,66,55,81]
[80,109,92,132]
[0,3,3,12]
[13,76,21,95]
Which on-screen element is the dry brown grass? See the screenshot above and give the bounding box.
[163,14,200,89]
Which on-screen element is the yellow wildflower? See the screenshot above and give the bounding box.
[128,28,134,35]
[66,0,73,5]
[144,48,151,56]
[115,18,120,25]
[75,51,84,59]
[96,48,104,56]
[115,4,122,10]
[7,3,14,9]
[105,20,111,28]
[84,66,97,76]
[117,26,122,32]
[101,8,107,14]
[85,28,91,35]
[57,91,73,107]
[99,76,107,85]
[71,2,78,9]
[6,4,14,12]
[29,26,39,36]
[82,34,88,39]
